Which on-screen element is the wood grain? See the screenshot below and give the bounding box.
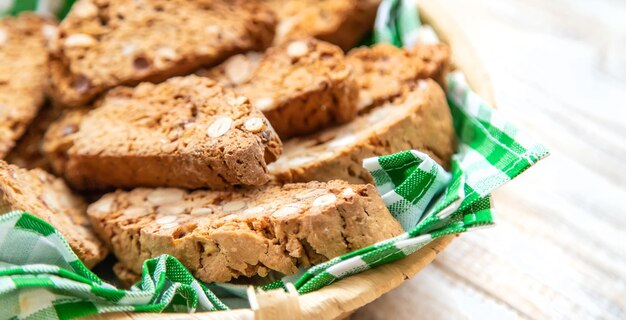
[355,0,626,319]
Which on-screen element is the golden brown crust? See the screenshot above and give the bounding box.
[43,76,282,190]
[0,14,54,158]
[49,0,277,107]
[266,0,381,50]
[88,180,403,283]
[347,43,451,112]
[0,160,107,267]
[200,38,358,138]
[269,80,456,184]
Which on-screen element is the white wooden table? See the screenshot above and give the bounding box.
[356,0,626,319]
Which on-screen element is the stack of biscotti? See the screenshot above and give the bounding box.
[0,0,458,284]
[267,43,455,184]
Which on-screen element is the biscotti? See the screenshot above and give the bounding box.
[6,104,64,171]
[48,0,276,107]
[0,14,54,158]
[266,0,381,50]
[43,76,282,190]
[0,161,107,268]
[87,180,404,282]
[200,38,358,138]
[269,79,456,184]
[347,43,450,112]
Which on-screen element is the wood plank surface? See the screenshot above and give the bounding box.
[355,0,626,319]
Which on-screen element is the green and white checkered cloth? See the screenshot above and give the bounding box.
[0,0,549,318]
[0,0,75,18]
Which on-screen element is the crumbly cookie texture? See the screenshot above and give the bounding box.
[6,104,65,171]
[0,161,108,268]
[200,38,358,138]
[347,43,450,112]
[197,52,262,88]
[88,180,403,283]
[0,14,54,158]
[43,76,282,190]
[266,0,381,50]
[269,79,456,184]
[48,0,276,107]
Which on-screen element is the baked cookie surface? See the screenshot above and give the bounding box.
[201,38,358,138]
[0,160,108,268]
[0,14,53,158]
[43,76,282,190]
[270,79,456,184]
[347,43,451,112]
[88,180,403,282]
[266,0,381,50]
[49,0,276,107]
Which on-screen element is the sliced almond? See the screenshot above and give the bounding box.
[313,194,337,207]
[157,205,186,216]
[147,188,186,206]
[243,117,265,133]
[294,189,328,200]
[123,206,150,217]
[224,55,255,85]
[64,34,97,48]
[207,117,233,138]
[89,195,114,213]
[73,1,98,18]
[155,215,178,225]
[190,207,214,216]
[242,206,264,216]
[227,96,248,107]
[222,200,247,212]
[286,41,309,58]
[272,205,302,218]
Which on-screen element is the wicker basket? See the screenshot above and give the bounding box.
[87,0,495,319]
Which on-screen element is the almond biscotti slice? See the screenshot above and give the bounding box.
[87,180,403,283]
[347,43,450,112]
[0,161,107,268]
[200,38,358,138]
[266,0,380,50]
[48,0,276,107]
[43,76,282,190]
[0,14,54,158]
[269,79,456,184]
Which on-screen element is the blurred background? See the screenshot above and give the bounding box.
[356,0,626,318]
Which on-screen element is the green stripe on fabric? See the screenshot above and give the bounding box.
[297,272,336,294]
[12,276,54,287]
[58,0,76,19]
[14,214,56,236]
[394,166,438,204]
[10,0,37,16]
[450,103,531,179]
[91,286,126,302]
[378,150,422,186]
[54,300,99,319]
